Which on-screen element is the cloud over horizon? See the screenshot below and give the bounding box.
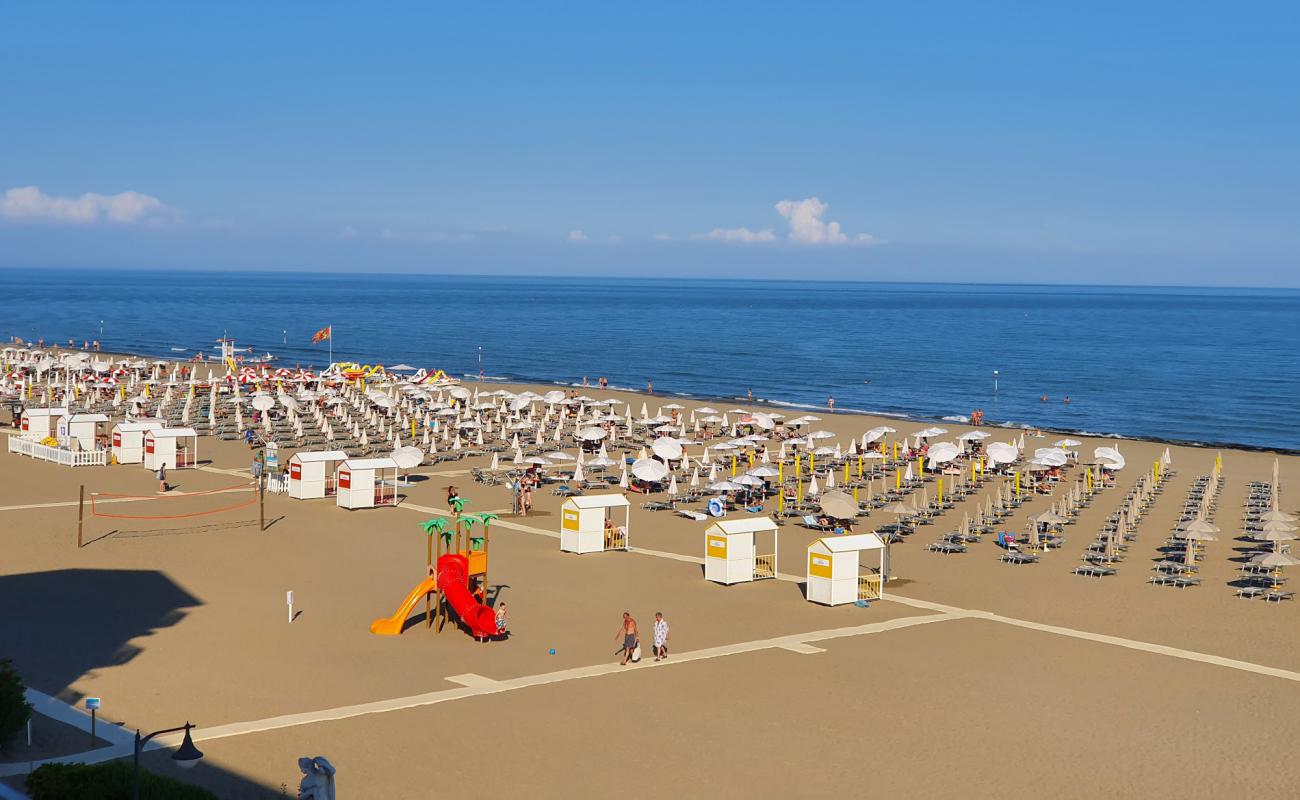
[0,185,164,225]
[693,197,877,245]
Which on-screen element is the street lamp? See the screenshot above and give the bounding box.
[134,721,204,799]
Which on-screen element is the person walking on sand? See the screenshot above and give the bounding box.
[156,463,168,493]
[652,611,670,661]
[615,612,639,665]
[494,602,508,636]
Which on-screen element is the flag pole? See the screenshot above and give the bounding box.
[328,323,332,367]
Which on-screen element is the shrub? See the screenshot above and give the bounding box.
[26,760,217,799]
[0,659,32,752]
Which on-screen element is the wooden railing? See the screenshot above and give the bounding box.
[754,553,776,579]
[858,574,883,600]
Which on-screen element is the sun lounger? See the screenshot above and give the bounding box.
[800,515,835,531]
[1263,591,1295,603]
[1235,586,1266,599]
[1073,564,1116,578]
[1000,551,1039,565]
[641,500,675,511]
[676,509,708,521]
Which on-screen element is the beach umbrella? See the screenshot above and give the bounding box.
[667,475,679,496]
[818,490,858,521]
[986,442,1018,465]
[1034,509,1067,526]
[1259,509,1296,523]
[546,451,574,461]
[1094,446,1126,470]
[572,461,586,483]
[578,426,607,441]
[806,475,820,496]
[707,480,742,491]
[489,453,499,471]
[619,466,629,488]
[631,458,669,483]
[927,442,960,466]
[652,437,684,461]
[1179,518,1220,535]
[1252,552,1300,568]
[690,467,700,488]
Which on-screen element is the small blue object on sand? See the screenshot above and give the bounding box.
[854,600,871,608]
[548,648,556,655]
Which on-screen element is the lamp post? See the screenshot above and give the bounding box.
[133,721,203,799]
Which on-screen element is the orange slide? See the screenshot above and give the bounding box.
[370,576,439,635]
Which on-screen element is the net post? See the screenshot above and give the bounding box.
[259,474,266,532]
[77,485,85,548]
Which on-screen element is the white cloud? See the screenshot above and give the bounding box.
[693,227,777,243]
[567,229,622,244]
[339,225,358,238]
[567,229,589,242]
[0,185,164,224]
[692,197,879,246]
[653,233,672,241]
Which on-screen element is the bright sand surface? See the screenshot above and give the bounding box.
[1,380,1297,798]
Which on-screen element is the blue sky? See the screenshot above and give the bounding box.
[1,2,1296,285]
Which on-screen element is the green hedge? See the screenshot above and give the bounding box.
[0,659,32,753]
[26,760,217,800]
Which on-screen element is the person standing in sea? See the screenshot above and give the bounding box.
[647,379,654,395]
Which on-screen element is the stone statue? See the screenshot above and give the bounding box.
[297,756,336,800]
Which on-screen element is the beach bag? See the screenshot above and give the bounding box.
[631,643,642,663]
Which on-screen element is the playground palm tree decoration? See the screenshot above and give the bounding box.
[470,513,498,551]
[457,514,477,551]
[420,517,452,569]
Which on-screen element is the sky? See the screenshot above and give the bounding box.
[1,2,1297,285]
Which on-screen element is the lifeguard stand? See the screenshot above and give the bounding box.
[112,421,163,464]
[61,413,109,450]
[143,428,199,470]
[704,517,779,584]
[559,494,630,554]
[806,533,887,606]
[288,450,349,499]
[336,457,399,509]
[20,407,68,440]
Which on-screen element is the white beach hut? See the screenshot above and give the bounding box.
[20,407,69,440]
[288,450,350,500]
[336,457,399,509]
[143,428,199,471]
[112,421,165,464]
[806,533,887,606]
[60,413,109,451]
[560,494,631,554]
[704,517,779,585]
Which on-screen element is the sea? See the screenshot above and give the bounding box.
[4,269,1298,451]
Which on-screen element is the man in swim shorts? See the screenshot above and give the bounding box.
[615,611,638,665]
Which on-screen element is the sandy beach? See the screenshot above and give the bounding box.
[1,364,1297,798]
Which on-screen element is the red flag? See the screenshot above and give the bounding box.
[311,326,331,343]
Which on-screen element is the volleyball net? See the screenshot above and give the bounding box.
[81,481,264,541]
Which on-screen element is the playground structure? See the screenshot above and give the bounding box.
[371,515,498,638]
[111,420,163,464]
[336,457,399,509]
[559,494,631,554]
[287,450,349,500]
[143,428,199,471]
[806,533,887,606]
[705,517,779,585]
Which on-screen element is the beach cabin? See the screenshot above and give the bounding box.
[336,457,398,510]
[60,413,109,451]
[560,494,631,554]
[111,421,164,464]
[806,533,887,606]
[288,450,349,500]
[19,407,68,441]
[705,517,779,585]
[143,428,199,471]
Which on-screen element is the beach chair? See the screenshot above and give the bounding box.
[800,515,835,532]
[1235,586,1266,600]
[676,509,708,522]
[1263,590,1294,603]
[641,500,675,511]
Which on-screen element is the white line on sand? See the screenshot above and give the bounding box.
[0,485,252,513]
[190,611,961,743]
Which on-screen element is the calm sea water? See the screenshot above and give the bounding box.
[4,269,1298,450]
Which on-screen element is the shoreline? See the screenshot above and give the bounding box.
[12,343,1299,456]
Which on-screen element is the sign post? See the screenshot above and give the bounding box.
[287,590,294,623]
[85,697,101,745]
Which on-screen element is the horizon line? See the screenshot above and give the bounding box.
[0,264,1296,293]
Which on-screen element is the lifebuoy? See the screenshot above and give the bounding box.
[707,497,726,517]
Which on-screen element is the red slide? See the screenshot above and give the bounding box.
[436,553,499,638]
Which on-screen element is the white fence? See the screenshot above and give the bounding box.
[7,435,108,467]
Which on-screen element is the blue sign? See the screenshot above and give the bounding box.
[85,697,101,711]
